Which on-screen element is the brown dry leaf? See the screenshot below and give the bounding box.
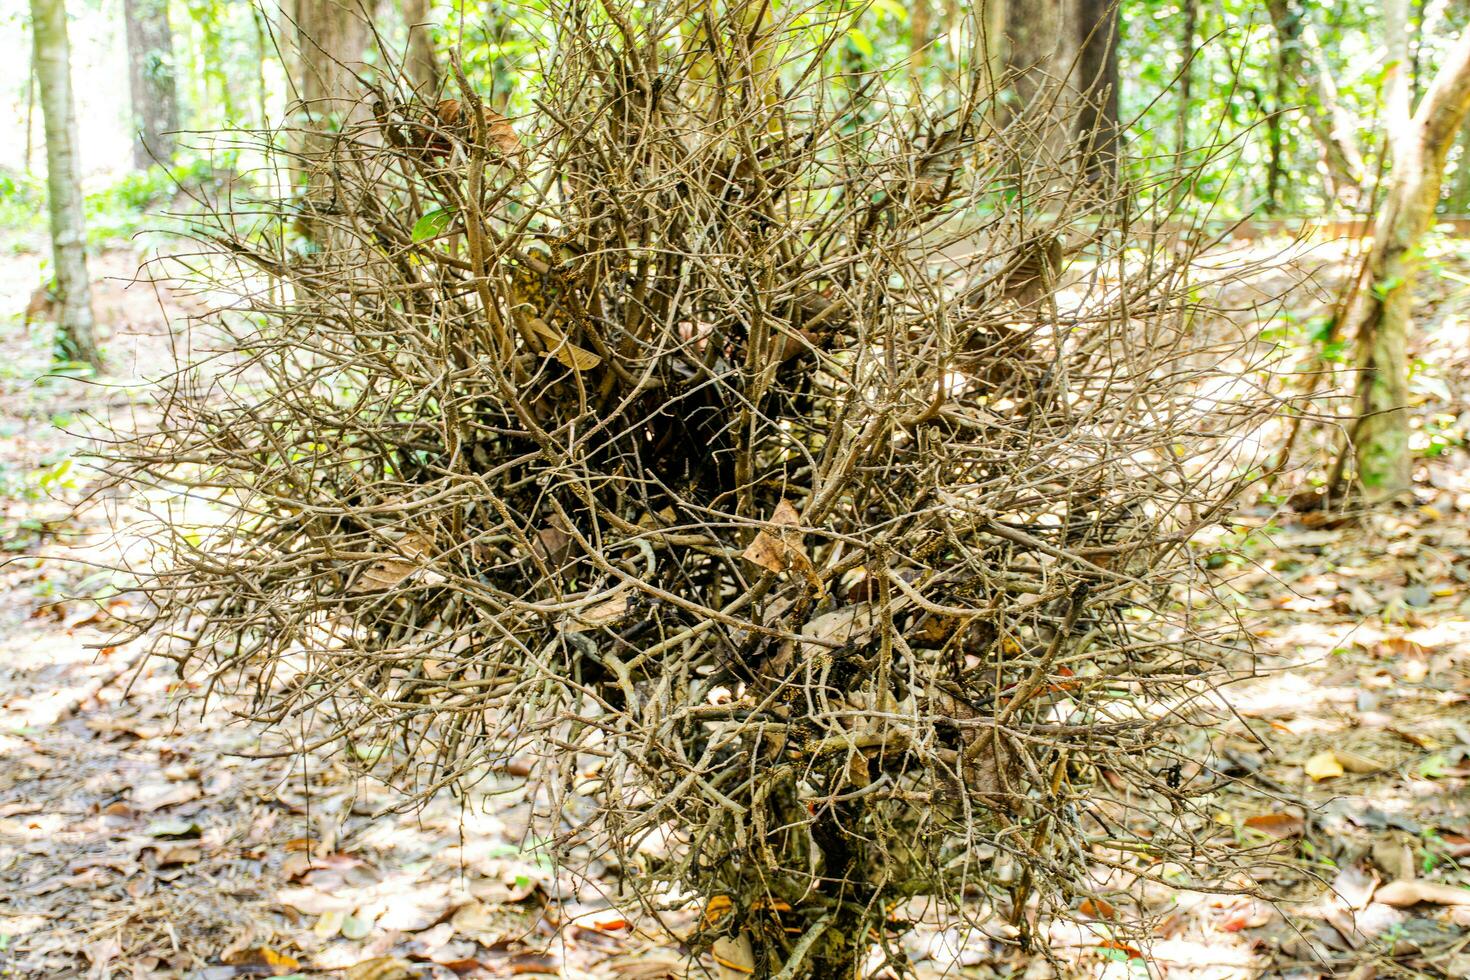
[351,531,443,593]
[1243,813,1306,839]
[344,957,417,980]
[564,593,629,632]
[1374,879,1470,907]
[1334,749,1386,773]
[1078,897,1117,920]
[741,500,823,592]
[222,946,301,976]
[527,316,600,371]
[1305,751,1345,781]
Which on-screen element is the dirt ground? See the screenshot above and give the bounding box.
[3,238,1470,979]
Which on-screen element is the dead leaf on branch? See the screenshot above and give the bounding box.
[351,531,445,593]
[563,593,630,632]
[527,315,601,371]
[742,499,824,593]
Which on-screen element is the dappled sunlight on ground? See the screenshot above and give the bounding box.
[3,238,1470,976]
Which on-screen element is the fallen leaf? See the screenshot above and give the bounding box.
[1334,749,1386,774]
[222,946,301,976]
[1243,812,1306,838]
[314,910,346,939]
[344,957,416,980]
[1374,880,1470,907]
[1305,751,1345,781]
[563,593,629,632]
[1078,897,1117,919]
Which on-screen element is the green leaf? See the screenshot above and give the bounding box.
[412,207,457,242]
[846,27,874,59]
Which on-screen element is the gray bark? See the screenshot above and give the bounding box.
[123,0,179,168]
[1074,0,1120,185]
[29,0,99,369]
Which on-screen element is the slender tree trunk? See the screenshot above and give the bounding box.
[1348,29,1470,499]
[29,0,99,369]
[1003,0,1072,163]
[124,0,179,168]
[1175,0,1196,160]
[289,0,373,122]
[401,0,438,97]
[285,0,374,240]
[1074,0,1120,185]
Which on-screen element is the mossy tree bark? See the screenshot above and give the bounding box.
[29,0,99,369]
[1348,29,1470,499]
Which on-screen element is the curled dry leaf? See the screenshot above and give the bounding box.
[351,531,444,593]
[1243,812,1306,839]
[741,500,824,592]
[1374,879,1470,907]
[1305,751,1345,781]
[563,593,629,633]
[221,946,301,976]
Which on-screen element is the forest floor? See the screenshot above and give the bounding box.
[2,235,1470,980]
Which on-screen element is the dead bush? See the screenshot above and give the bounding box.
[112,1,1284,974]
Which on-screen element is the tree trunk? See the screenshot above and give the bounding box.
[1175,0,1196,160]
[401,0,438,97]
[1073,0,1120,185]
[285,0,374,240]
[124,0,179,168]
[1003,0,1073,164]
[29,0,99,369]
[289,0,373,122]
[1348,29,1470,499]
